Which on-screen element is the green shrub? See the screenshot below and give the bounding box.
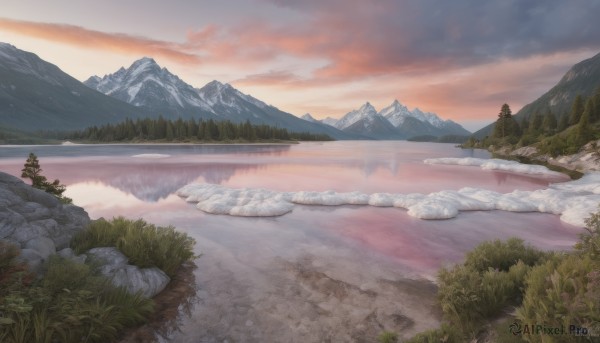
[0,242,33,296]
[438,238,547,332]
[0,256,154,343]
[377,331,398,343]
[403,324,462,343]
[72,217,196,277]
[464,238,547,272]
[516,254,600,342]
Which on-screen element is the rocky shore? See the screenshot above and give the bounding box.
[488,139,600,175]
[0,171,169,297]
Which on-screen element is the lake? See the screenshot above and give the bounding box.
[0,141,582,342]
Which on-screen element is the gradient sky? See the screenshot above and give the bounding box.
[2,0,600,131]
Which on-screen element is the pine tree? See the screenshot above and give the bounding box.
[21,153,47,189]
[21,153,72,204]
[494,103,513,138]
[577,110,592,147]
[542,110,557,134]
[569,95,585,125]
[593,88,600,123]
[529,112,543,136]
[557,114,569,132]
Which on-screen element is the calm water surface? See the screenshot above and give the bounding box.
[0,141,580,342]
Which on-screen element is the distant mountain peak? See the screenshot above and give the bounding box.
[301,113,317,122]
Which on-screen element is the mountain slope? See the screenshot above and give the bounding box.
[380,100,470,136]
[473,51,600,138]
[85,59,353,139]
[84,57,214,118]
[0,43,147,131]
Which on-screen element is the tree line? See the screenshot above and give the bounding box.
[466,88,600,156]
[62,117,333,142]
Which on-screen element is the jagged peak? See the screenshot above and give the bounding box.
[359,102,377,112]
[0,42,17,50]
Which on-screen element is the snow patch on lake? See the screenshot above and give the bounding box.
[131,154,171,159]
[177,173,600,227]
[424,157,564,176]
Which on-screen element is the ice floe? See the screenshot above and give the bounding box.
[131,154,171,159]
[177,173,600,227]
[424,157,564,176]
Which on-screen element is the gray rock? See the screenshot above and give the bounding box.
[111,265,170,298]
[16,248,44,274]
[24,236,56,260]
[0,208,24,239]
[87,247,129,271]
[86,247,170,298]
[0,171,91,275]
[58,247,87,264]
[57,247,75,259]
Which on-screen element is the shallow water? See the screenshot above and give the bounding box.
[0,141,581,342]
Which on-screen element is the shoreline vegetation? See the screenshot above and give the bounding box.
[381,208,600,343]
[7,117,333,145]
[0,217,197,343]
[462,94,600,177]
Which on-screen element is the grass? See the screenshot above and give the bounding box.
[71,217,196,277]
[398,207,600,342]
[0,252,154,343]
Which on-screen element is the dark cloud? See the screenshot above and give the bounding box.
[259,0,600,78]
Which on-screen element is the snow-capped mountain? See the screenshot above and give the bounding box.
[0,43,145,131]
[327,100,470,139]
[321,117,338,127]
[334,102,379,130]
[84,57,213,117]
[84,58,352,139]
[379,100,470,136]
[301,113,317,122]
[333,102,401,139]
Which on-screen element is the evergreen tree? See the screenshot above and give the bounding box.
[576,110,593,147]
[557,114,569,132]
[529,112,543,136]
[494,103,513,138]
[21,153,72,204]
[593,87,600,123]
[21,153,46,189]
[569,95,585,125]
[542,110,557,134]
[520,117,529,132]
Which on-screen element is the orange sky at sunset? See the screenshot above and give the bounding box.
[2,1,600,131]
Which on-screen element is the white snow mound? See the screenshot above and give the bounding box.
[176,173,600,227]
[131,154,171,159]
[424,157,564,176]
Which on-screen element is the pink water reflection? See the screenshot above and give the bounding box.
[0,141,580,276]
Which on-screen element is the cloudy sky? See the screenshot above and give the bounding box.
[2,0,600,131]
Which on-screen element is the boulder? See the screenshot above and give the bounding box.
[87,247,170,298]
[24,236,56,260]
[57,247,87,264]
[0,172,90,273]
[16,248,44,275]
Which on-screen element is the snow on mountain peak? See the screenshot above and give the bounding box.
[379,100,446,128]
[301,113,317,122]
[335,102,379,129]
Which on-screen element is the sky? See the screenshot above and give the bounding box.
[1,0,600,131]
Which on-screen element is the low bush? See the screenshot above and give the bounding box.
[71,217,196,277]
[516,255,600,342]
[463,237,547,272]
[377,331,398,343]
[403,324,462,343]
[0,255,154,343]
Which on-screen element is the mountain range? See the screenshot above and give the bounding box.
[1,42,468,139]
[473,50,600,138]
[301,101,470,139]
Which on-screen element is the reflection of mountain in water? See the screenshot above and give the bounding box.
[44,161,261,202]
[108,164,261,202]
